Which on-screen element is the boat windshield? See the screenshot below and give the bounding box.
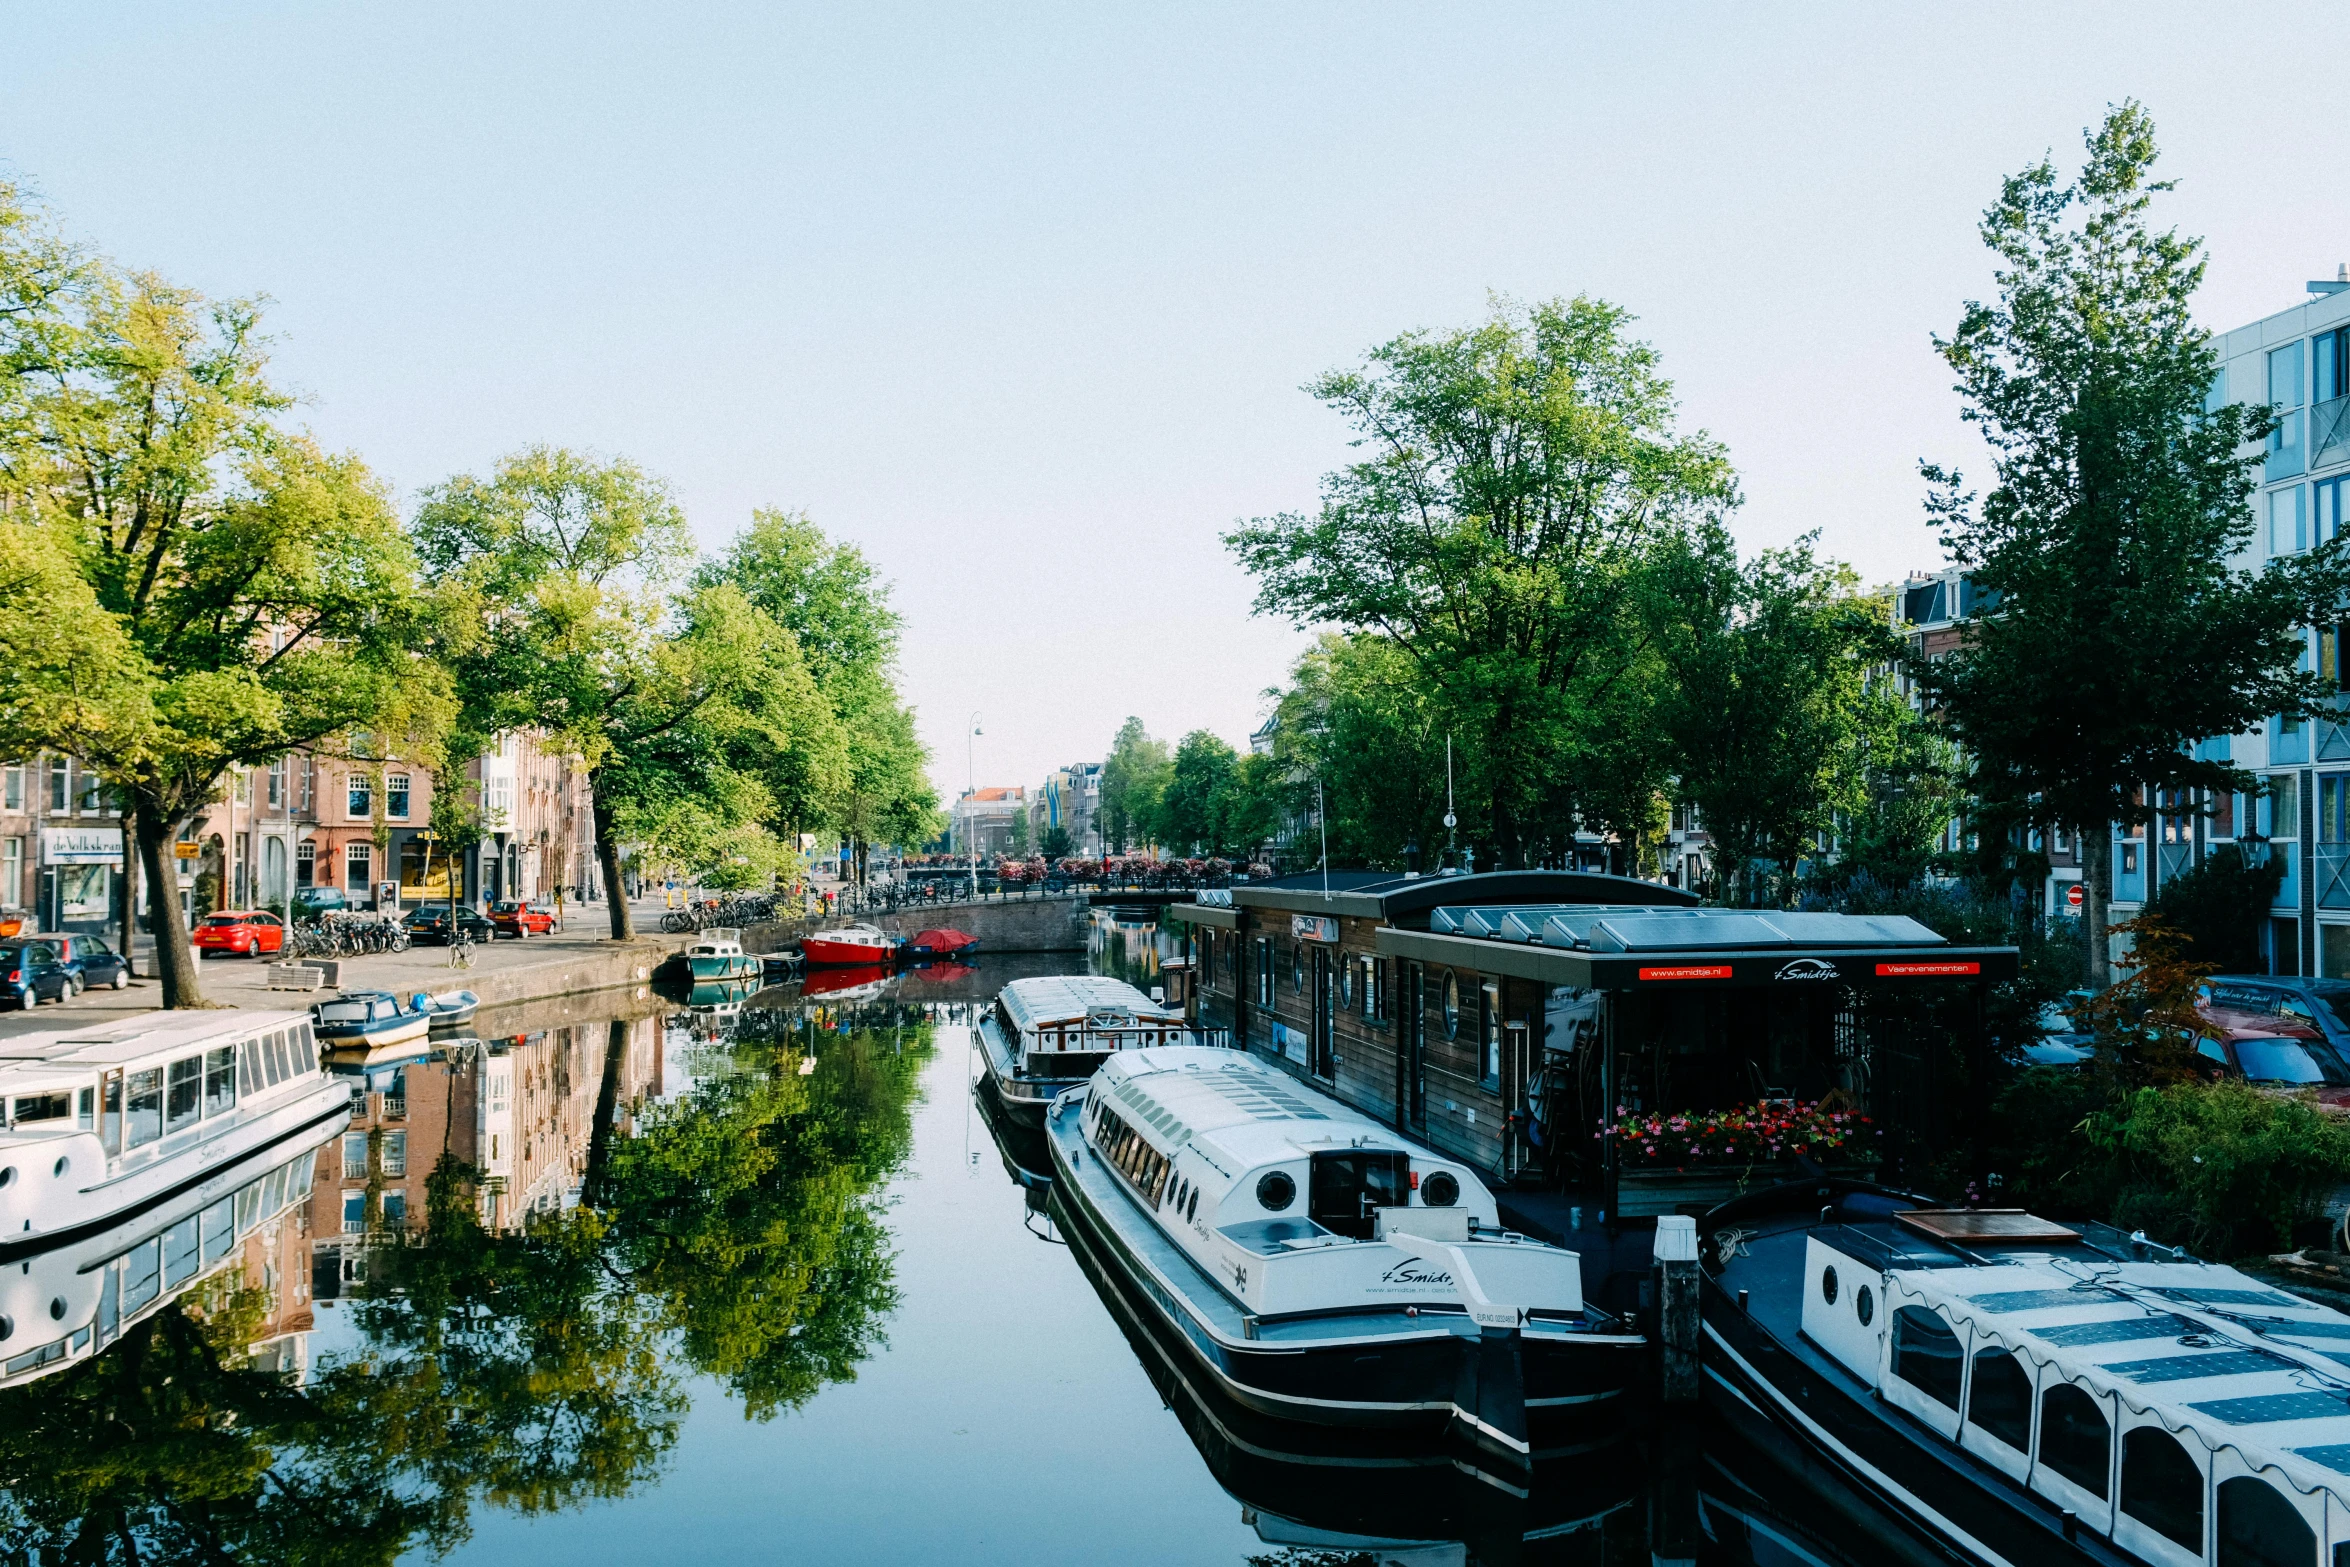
[2234,1035,2350,1085]
[319,1002,367,1022]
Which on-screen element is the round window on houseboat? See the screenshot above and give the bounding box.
[1442,973,1460,1038]
[46,1297,62,1321]
[1256,1170,1296,1211]
[1855,1284,1874,1326]
[1340,961,1354,1009]
[1187,1189,1199,1222]
[1422,1171,1460,1208]
[1821,1266,1839,1305]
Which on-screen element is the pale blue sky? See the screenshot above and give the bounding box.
[6,5,2345,797]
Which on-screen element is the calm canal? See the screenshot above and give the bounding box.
[0,914,1929,1565]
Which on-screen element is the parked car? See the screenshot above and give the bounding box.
[489,899,561,938]
[0,940,74,1008]
[191,910,288,958]
[47,934,130,991]
[2194,977,2350,1107]
[293,886,349,919]
[2200,976,2350,1053]
[405,904,497,945]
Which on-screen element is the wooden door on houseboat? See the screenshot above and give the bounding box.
[1400,962,1426,1134]
[1310,946,1334,1079]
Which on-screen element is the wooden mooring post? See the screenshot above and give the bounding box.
[1652,1213,1699,1405]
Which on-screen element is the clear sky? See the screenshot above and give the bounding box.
[6,5,2346,800]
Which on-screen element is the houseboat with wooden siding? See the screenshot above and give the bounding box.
[1168,874,2017,1243]
[0,1010,347,1256]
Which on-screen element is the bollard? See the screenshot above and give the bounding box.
[1653,1214,1700,1405]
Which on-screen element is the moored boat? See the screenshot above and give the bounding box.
[908,927,978,958]
[1043,1045,1644,1464]
[801,923,901,967]
[1702,1180,2350,1565]
[413,988,479,1030]
[310,990,431,1048]
[0,1009,348,1256]
[978,975,1195,1128]
[681,927,760,981]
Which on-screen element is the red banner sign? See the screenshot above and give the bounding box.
[1876,961,1982,977]
[1638,964,1733,981]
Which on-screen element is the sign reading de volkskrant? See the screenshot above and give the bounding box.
[40,828,123,865]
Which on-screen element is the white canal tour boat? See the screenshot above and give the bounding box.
[979,976,1196,1129]
[0,1113,340,1388]
[0,1009,347,1257]
[1042,1045,1642,1464]
[1702,1182,2350,1567]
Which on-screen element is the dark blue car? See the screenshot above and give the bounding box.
[0,940,73,1008]
[49,934,130,993]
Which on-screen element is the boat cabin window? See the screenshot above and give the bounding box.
[1890,1306,1963,1410]
[123,1068,164,1151]
[164,1058,202,1134]
[1309,1150,1407,1240]
[2217,1475,2313,1567]
[2120,1427,2203,1554]
[10,1091,72,1126]
[204,1047,237,1117]
[1964,1348,2032,1451]
[2038,1383,2110,1499]
[1186,1188,1199,1222]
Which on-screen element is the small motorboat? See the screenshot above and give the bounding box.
[800,923,902,967]
[311,990,431,1049]
[907,927,978,958]
[680,928,760,982]
[1703,1182,2350,1566]
[1044,1046,1642,1465]
[408,989,479,1030]
[760,950,804,982]
[978,975,1195,1129]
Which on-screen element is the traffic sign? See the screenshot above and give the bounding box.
[2065,883,2084,909]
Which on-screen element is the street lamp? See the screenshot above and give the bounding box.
[967,712,983,901]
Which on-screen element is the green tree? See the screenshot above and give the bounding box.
[1100,717,1171,854]
[2150,842,2285,976]
[1227,295,1738,867]
[1267,634,1446,869]
[1915,103,2350,985]
[415,450,825,938]
[1038,823,1073,860]
[1652,537,1904,903]
[1159,731,1241,857]
[16,261,445,1005]
[1006,800,1030,856]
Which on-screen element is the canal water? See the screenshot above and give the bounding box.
[0,914,1924,1565]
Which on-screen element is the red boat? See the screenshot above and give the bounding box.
[799,923,902,967]
[800,962,892,999]
[907,927,978,958]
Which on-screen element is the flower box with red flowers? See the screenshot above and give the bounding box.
[1601,1100,1881,1219]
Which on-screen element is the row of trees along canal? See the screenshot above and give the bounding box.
[0,179,942,1009]
[1108,103,2350,993]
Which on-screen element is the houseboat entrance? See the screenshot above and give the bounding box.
[1402,962,1426,1134]
[1308,1148,1410,1239]
[1310,946,1335,1079]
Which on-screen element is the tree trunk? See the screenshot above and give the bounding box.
[591,784,632,941]
[135,810,203,1008]
[2083,821,2113,991]
[581,1017,633,1207]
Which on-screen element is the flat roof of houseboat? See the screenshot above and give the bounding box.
[1177,869,1693,924]
[0,1009,313,1071]
[999,976,1182,1032]
[1093,1047,1449,1172]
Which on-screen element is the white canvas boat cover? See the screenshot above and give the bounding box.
[999,976,1183,1034]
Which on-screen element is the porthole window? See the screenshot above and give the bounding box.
[1422,1171,1460,1208]
[1442,973,1461,1039]
[50,1156,66,1178]
[1186,1189,1199,1222]
[1855,1284,1874,1326]
[1340,960,1355,1010]
[0,1166,15,1189]
[46,1297,62,1321]
[1256,1170,1296,1212]
[1821,1266,1839,1306]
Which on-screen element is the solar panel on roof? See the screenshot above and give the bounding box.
[1766,912,1946,946]
[2294,1445,2350,1473]
[2151,1287,2304,1309]
[1967,1288,2104,1312]
[1590,913,1788,952]
[2037,1315,2195,1346]
[2191,1392,2350,1425]
[2101,1349,2287,1382]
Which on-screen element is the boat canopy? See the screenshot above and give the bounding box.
[1091,1048,1362,1162]
[1887,1254,2350,1511]
[1429,903,1946,952]
[999,976,1183,1035]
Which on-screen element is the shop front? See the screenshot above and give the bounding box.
[39,826,121,934]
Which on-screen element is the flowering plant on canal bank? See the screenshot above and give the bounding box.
[1600,1100,1878,1167]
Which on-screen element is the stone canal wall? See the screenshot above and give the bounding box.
[745,894,1093,954]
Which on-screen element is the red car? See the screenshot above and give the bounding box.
[489,899,561,938]
[192,910,288,957]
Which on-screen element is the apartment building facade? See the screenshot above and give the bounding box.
[949,786,1027,858]
[1032,763,1102,855]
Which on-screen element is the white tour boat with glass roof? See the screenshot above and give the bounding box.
[0,1008,346,1255]
[1706,1183,2350,1567]
[1043,1045,1643,1464]
[977,975,1196,1128]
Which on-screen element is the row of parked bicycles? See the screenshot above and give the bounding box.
[286,912,413,957]
[656,892,786,933]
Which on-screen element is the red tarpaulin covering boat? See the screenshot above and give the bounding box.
[907,928,978,957]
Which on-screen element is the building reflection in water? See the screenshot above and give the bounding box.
[0,985,935,1560]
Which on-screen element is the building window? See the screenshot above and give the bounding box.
[298,758,312,811]
[2272,485,2306,555]
[2121,842,2139,875]
[348,777,371,818]
[2321,775,2350,845]
[295,840,315,887]
[48,759,68,813]
[2320,477,2350,550]
[381,1191,406,1228]
[341,1191,365,1234]
[267,760,285,808]
[2,764,18,810]
[342,1131,368,1179]
[1,838,18,905]
[2270,774,2302,839]
[383,1130,406,1177]
[386,774,410,819]
[345,842,371,891]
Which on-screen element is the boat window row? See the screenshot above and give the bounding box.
[85,1151,315,1361]
[1225,933,1390,1026]
[1088,1098,1171,1208]
[98,1023,315,1157]
[9,1088,92,1130]
[1888,1303,2323,1564]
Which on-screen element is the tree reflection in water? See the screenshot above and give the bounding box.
[0,1000,933,1563]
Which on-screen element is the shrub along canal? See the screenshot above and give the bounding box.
[0,913,1935,1565]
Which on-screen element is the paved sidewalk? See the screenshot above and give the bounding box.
[0,894,685,1041]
